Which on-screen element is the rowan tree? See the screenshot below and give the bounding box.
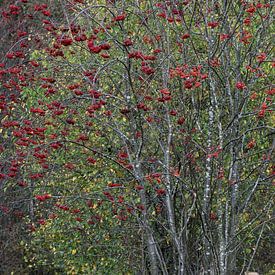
[0,0,274,274]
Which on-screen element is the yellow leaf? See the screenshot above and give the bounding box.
[72,249,77,255]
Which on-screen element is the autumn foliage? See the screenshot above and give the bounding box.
[0,0,274,274]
